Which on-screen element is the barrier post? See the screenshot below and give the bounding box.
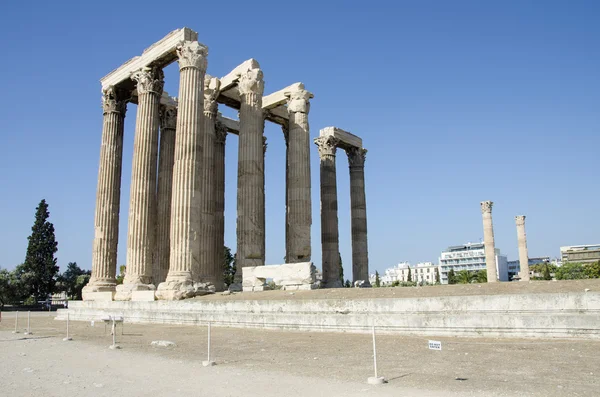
[109,317,121,349]
[202,321,216,366]
[24,311,32,335]
[63,312,72,341]
[12,311,19,334]
[367,324,386,385]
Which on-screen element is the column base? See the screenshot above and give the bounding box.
[322,280,343,289]
[353,280,372,288]
[156,272,196,300]
[114,282,156,301]
[228,283,243,292]
[82,280,116,301]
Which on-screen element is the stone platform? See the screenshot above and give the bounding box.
[57,290,600,339]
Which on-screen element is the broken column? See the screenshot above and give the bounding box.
[285,87,313,263]
[116,66,163,300]
[314,135,342,288]
[480,201,498,283]
[347,147,370,285]
[234,67,265,282]
[515,215,530,281]
[83,86,128,300]
[157,41,208,300]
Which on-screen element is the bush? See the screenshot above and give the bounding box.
[24,296,37,306]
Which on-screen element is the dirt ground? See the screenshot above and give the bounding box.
[1,311,598,397]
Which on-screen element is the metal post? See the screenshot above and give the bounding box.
[12,311,19,333]
[202,321,216,366]
[24,311,32,335]
[63,312,72,341]
[367,324,386,385]
[109,317,120,349]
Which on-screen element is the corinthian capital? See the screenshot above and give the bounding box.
[131,66,164,96]
[102,86,128,115]
[515,215,526,225]
[314,136,339,158]
[480,201,494,214]
[215,121,227,144]
[285,88,313,114]
[204,77,221,115]
[159,103,178,130]
[347,147,367,168]
[176,41,208,72]
[238,68,264,105]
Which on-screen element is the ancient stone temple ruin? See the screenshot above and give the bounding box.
[82,27,370,301]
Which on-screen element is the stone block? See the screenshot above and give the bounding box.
[132,291,156,301]
[272,262,316,286]
[82,291,114,301]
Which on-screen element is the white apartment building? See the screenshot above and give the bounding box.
[439,242,508,284]
[371,261,440,286]
[560,244,600,264]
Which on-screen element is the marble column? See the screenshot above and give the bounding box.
[213,121,227,289]
[154,103,177,285]
[282,124,290,261]
[515,215,530,281]
[347,147,370,285]
[198,77,220,288]
[115,66,163,300]
[83,86,128,300]
[314,136,342,288]
[234,68,265,283]
[156,41,208,300]
[285,88,313,263]
[481,201,498,283]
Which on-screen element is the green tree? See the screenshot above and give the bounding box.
[407,267,412,282]
[584,261,600,278]
[344,279,351,288]
[57,262,90,299]
[339,252,344,286]
[456,270,474,284]
[435,268,440,284]
[555,262,590,280]
[542,263,552,280]
[475,269,487,283]
[116,265,126,285]
[222,246,235,286]
[0,268,22,307]
[375,271,380,287]
[20,200,59,300]
[448,268,457,285]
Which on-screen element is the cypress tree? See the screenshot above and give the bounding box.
[448,268,456,284]
[407,267,412,282]
[375,271,380,287]
[21,199,59,301]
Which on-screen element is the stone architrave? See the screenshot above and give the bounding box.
[347,147,370,285]
[198,77,221,289]
[234,68,265,283]
[154,103,177,285]
[314,135,342,288]
[213,121,227,289]
[481,201,498,283]
[83,86,128,300]
[285,88,313,263]
[156,41,208,300]
[115,66,164,300]
[515,215,530,281]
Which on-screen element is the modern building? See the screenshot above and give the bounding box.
[507,257,552,280]
[560,244,600,264]
[370,261,440,286]
[439,242,508,284]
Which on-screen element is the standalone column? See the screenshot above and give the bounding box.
[83,86,128,300]
[198,77,220,288]
[213,121,227,289]
[115,67,163,300]
[515,215,530,281]
[347,147,370,285]
[154,103,177,285]
[234,68,265,283]
[481,201,498,283]
[285,88,314,262]
[315,136,342,288]
[156,41,208,300]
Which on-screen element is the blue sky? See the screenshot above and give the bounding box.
[0,0,598,277]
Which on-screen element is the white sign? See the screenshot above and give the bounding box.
[428,340,442,351]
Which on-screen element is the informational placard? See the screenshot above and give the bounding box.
[428,340,442,351]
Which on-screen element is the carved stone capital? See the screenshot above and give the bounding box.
[515,215,526,225]
[102,86,128,115]
[176,41,208,72]
[238,68,264,106]
[131,66,164,96]
[215,121,227,144]
[314,136,339,158]
[286,88,313,114]
[481,201,494,214]
[204,77,221,115]
[159,104,178,130]
[347,147,367,168]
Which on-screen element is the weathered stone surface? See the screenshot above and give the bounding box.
[131,290,156,302]
[151,340,177,347]
[320,126,362,150]
[516,215,530,281]
[481,201,498,282]
[81,291,114,301]
[242,263,317,289]
[346,147,369,284]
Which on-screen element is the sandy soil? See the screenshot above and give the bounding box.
[1,311,598,397]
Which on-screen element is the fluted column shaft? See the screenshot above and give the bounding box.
[347,147,369,284]
[315,136,342,288]
[117,67,164,299]
[154,105,177,285]
[481,201,498,282]
[84,87,127,298]
[213,123,227,288]
[286,88,313,262]
[198,77,220,288]
[516,215,530,281]
[157,41,208,300]
[234,68,265,282]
